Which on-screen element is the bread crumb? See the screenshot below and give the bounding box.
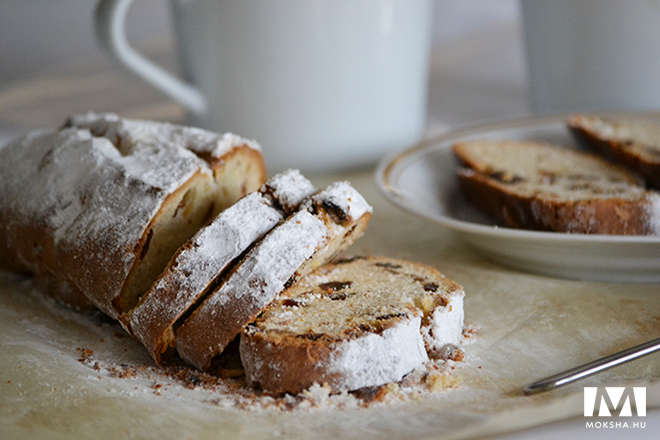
[75,347,468,412]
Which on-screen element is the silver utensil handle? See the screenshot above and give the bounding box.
[524,337,660,395]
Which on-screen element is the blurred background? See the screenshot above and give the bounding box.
[0,0,529,134]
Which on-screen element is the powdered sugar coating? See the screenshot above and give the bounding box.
[421,290,465,354]
[0,128,205,316]
[67,112,262,159]
[176,210,331,370]
[645,192,660,235]
[260,169,316,213]
[310,181,373,223]
[325,316,428,391]
[242,315,428,393]
[128,169,317,363]
[128,192,284,360]
[239,256,464,394]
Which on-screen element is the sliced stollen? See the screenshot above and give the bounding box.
[176,181,373,371]
[566,114,660,190]
[452,140,660,235]
[0,116,267,319]
[240,256,465,395]
[127,170,316,365]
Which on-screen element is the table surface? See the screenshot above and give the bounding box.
[0,35,658,440]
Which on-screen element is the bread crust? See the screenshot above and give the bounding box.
[127,192,285,364]
[176,209,333,371]
[241,314,427,395]
[457,169,654,235]
[567,114,660,190]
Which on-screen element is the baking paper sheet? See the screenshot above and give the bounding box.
[2,171,658,440]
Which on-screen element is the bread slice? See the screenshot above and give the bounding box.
[127,170,316,365]
[240,256,465,394]
[175,182,373,371]
[0,115,267,319]
[566,114,660,190]
[452,140,660,235]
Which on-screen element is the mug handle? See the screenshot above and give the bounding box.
[95,0,207,114]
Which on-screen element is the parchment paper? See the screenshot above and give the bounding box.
[1,171,659,440]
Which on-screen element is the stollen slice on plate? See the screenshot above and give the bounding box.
[452,139,660,235]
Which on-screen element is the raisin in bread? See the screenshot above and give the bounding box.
[566,114,660,190]
[240,256,465,394]
[0,116,266,319]
[127,170,316,365]
[176,181,373,371]
[452,140,660,235]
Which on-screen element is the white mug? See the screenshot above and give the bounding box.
[95,0,434,173]
[520,0,660,114]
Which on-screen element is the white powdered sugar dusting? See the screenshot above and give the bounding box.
[421,290,465,354]
[327,316,428,391]
[311,181,373,222]
[240,256,467,394]
[202,210,328,309]
[176,209,331,369]
[260,169,316,213]
[68,112,262,158]
[645,192,660,236]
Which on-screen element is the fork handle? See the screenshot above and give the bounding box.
[524,337,660,395]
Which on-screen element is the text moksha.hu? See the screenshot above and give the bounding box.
[585,421,646,429]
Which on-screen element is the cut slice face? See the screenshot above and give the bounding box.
[240,256,465,394]
[126,170,316,365]
[176,181,372,371]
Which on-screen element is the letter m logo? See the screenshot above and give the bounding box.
[584,387,646,417]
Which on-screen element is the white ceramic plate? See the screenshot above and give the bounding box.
[376,113,660,283]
